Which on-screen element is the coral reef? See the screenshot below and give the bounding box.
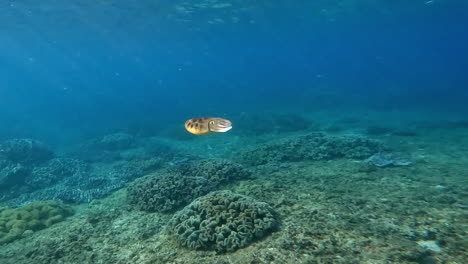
[127,170,215,212]
[0,119,467,263]
[127,158,164,174]
[0,139,56,191]
[0,138,53,164]
[70,133,177,164]
[2,176,127,205]
[25,158,90,189]
[67,132,136,163]
[35,160,143,204]
[127,159,250,212]
[236,132,384,166]
[97,132,135,150]
[170,190,278,253]
[108,161,148,181]
[0,161,30,190]
[0,200,73,245]
[56,175,126,203]
[177,159,251,185]
[365,153,412,167]
[1,157,150,206]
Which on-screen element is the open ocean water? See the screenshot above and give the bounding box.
[0,1,467,263]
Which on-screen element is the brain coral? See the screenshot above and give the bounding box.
[0,200,73,245]
[170,191,278,253]
[127,170,215,212]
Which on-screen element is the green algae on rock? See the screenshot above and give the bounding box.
[0,200,73,245]
[170,190,278,253]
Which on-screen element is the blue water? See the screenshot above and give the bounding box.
[1,0,467,142]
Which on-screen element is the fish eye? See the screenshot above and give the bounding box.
[209,121,215,125]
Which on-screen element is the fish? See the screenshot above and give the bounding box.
[185,117,232,135]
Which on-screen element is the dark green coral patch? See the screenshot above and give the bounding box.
[0,200,73,245]
[170,191,278,253]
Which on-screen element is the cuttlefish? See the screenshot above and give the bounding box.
[185,117,232,135]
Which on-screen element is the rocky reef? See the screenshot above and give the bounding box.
[0,200,73,245]
[170,190,278,253]
[236,132,384,166]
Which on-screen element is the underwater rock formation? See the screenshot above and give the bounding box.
[0,138,54,164]
[0,200,73,245]
[237,132,384,166]
[127,170,216,212]
[170,190,278,253]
